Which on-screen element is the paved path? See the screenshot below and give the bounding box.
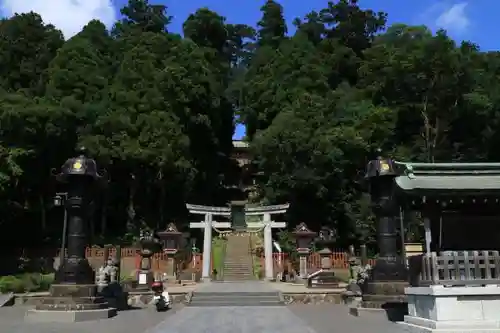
[0,282,403,333]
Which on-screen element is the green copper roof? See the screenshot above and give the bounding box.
[394,161,500,192]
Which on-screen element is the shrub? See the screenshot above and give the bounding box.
[0,273,54,293]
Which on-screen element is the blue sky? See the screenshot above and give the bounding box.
[0,1,494,139]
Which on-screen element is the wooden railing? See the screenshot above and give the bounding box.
[410,250,500,286]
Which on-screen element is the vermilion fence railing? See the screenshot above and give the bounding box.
[38,247,371,275]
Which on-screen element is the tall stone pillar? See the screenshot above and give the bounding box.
[202,213,213,282]
[263,213,274,281]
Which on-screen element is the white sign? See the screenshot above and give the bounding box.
[138,272,148,285]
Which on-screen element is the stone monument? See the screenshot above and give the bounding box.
[25,148,116,322]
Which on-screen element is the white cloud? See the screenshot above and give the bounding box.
[0,0,117,39]
[415,2,471,35]
[435,2,470,34]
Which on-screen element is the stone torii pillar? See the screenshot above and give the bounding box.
[186,204,231,282]
[245,204,289,281]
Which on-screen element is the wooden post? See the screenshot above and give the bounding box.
[115,245,121,281]
[103,245,110,267]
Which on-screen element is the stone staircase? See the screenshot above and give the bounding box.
[222,233,254,281]
[188,291,283,307]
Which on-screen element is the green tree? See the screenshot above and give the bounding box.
[0,13,63,96]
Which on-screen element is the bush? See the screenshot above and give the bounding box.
[0,273,54,293]
[0,276,25,293]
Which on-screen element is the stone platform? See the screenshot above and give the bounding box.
[25,307,117,323]
[11,281,347,309]
[25,284,117,322]
[400,285,500,333]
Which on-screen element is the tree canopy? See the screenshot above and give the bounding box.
[1,0,498,250]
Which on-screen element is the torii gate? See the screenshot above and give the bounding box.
[186,204,232,282]
[245,204,289,281]
[186,203,289,282]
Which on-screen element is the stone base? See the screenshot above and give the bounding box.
[358,281,408,321]
[370,256,408,281]
[400,316,500,333]
[25,307,117,323]
[50,284,98,298]
[404,285,500,333]
[36,284,108,311]
[364,280,408,296]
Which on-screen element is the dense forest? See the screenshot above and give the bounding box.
[0,0,498,249]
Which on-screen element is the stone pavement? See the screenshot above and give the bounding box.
[148,281,401,333]
[0,281,403,333]
[0,305,182,333]
[290,304,402,333]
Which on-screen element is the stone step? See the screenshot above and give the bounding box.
[224,268,253,271]
[224,264,252,267]
[188,292,283,307]
[188,299,282,307]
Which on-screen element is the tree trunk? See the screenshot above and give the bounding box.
[39,194,46,232]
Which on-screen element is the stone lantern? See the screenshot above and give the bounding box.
[317,248,333,270]
[136,230,162,290]
[314,227,336,270]
[292,222,316,278]
[157,223,183,279]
